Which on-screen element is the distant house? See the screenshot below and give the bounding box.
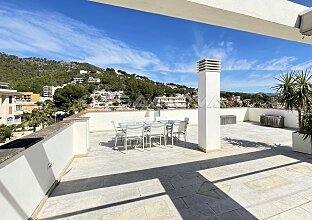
[42,86,63,98]
[15,92,40,113]
[0,82,22,125]
[80,70,88,75]
[88,77,101,83]
[72,77,84,84]
[154,95,187,109]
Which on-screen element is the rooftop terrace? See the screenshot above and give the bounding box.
[37,122,312,220]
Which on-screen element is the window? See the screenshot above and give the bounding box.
[9,96,12,104]
[9,106,12,114]
[16,105,22,111]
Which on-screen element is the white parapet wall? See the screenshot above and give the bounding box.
[85,108,299,132]
[0,118,90,220]
[84,108,249,132]
[247,108,299,129]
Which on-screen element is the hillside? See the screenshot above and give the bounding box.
[0,53,103,93]
[0,53,196,101]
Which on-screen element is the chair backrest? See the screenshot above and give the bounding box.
[126,124,144,137]
[111,121,118,133]
[172,121,187,133]
[184,117,190,124]
[149,123,166,135]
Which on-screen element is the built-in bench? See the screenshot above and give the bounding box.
[221,115,236,125]
[260,114,284,128]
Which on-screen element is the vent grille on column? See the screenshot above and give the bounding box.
[197,59,221,72]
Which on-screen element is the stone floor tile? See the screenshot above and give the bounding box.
[144,200,174,220]
[300,201,312,214]
[267,207,312,220]
[245,203,284,219]
[37,123,312,220]
[179,204,216,220]
[272,194,309,212]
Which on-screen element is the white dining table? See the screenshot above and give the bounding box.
[118,120,180,129]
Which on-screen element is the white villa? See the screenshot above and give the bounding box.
[154,95,187,109]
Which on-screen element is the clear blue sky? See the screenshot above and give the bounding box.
[0,0,311,93]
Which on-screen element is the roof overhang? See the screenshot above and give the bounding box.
[90,0,312,44]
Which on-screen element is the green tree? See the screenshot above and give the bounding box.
[54,84,90,114]
[0,125,14,142]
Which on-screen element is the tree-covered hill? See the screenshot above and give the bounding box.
[0,53,196,101]
[0,52,102,93]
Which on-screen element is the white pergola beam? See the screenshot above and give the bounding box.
[90,0,311,44]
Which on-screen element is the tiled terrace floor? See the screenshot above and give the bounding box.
[38,122,312,220]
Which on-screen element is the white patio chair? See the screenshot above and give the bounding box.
[124,124,145,152]
[184,117,190,124]
[112,121,125,149]
[170,121,188,147]
[148,122,166,149]
[184,117,190,141]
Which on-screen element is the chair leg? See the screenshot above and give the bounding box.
[114,136,118,149]
[160,136,162,147]
[143,136,145,150]
[185,131,187,142]
[184,133,186,147]
[124,138,127,153]
[171,133,174,147]
[164,135,167,148]
[149,136,152,149]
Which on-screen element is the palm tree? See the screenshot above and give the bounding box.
[273,72,296,110]
[294,70,312,128]
[29,109,45,132]
[36,100,57,126]
[301,110,312,143]
[68,99,87,115]
[273,70,312,129]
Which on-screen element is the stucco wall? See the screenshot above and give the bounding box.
[247,108,299,129]
[0,119,89,220]
[85,108,249,132]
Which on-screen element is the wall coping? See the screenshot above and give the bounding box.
[0,116,89,165]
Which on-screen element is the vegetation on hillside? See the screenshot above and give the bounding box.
[0,53,196,101]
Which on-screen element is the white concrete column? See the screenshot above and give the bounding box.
[198,59,221,152]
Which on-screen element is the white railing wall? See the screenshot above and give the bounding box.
[85,107,299,132]
[0,118,89,220]
[84,108,249,132]
[247,108,299,129]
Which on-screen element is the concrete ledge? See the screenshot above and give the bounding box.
[0,114,90,220]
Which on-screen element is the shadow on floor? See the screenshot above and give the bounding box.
[41,138,312,220]
[100,136,201,153]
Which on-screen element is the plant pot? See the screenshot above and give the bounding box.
[292,132,312,154]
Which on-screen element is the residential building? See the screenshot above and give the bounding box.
[15,92,40,113]
[80,70,88,75]
[0,82,22,125]
[88,77,101,83]
[72,77,84,84]
[90,90,130,110]
[42,86,62,98]
[154,95,187,109]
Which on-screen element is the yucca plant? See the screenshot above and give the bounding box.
[273,69,312,129]
[301,111,312,143]
[294,70,312,129]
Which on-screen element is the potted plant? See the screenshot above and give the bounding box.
[292,111,312,154]
[274,69,312,154]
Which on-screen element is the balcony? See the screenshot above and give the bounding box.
[1,108,312,220]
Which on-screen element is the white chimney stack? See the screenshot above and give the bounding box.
[197,59,221,152]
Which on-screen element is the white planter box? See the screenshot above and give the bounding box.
[292,132,312,154]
